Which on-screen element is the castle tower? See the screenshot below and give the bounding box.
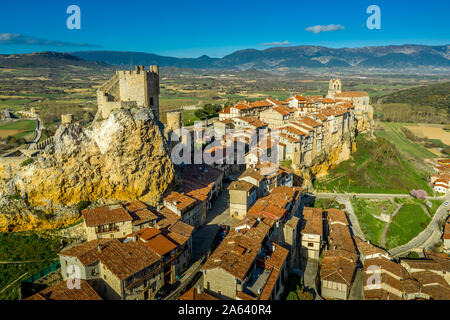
[327,78,342,98]
[96,65,160,120]
[165,111,182,135]
[61,114,74,124]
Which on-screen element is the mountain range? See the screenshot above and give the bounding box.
[70,44,450,70]
[0,44,449,71]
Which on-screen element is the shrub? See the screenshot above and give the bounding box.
[410,189,427,199]
[20,158,34,167]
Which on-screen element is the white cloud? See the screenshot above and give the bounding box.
[260,40,291,46]
[305,24,345,34]
[0,33,100,48]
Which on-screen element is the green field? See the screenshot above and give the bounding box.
[314,134,433,194]
[0,232,62,300]
[374,122,436,159]
[385,204,431,249]
[0,120,36,132]
[313,198,341,209]
[351,198,393,246]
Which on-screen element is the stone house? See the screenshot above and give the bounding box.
[59,239,164,300]
[228,180,258,220]
[300,207,323,260]
[201,215,289,300]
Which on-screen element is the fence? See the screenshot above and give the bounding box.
[22,261,61,284]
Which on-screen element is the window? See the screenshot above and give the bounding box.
[308,242,314,247]
[150,97,154,106]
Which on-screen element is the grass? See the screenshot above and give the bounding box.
[0,232,62,300]
[314,134,433,195]
[351,198,390,246]
[313,198,341,209]
[0,120,36,132]
[385,204,431,249]
[374,122,436,159]
[394,198,443,217]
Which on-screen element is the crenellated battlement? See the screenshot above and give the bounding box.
[96,65,160,121]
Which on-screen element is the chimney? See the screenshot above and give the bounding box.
[196,286,202,294]
[97,244,102,253]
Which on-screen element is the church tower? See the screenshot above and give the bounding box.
[327,78,342,98]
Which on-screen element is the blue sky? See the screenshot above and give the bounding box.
[0,0,449,57]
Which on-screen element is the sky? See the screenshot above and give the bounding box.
[0,0,449,58]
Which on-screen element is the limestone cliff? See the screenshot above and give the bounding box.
[296,138,355,190]
[0,107,174,232]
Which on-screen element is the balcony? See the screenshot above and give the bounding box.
[95,226,119,234]
[125,267,160,291]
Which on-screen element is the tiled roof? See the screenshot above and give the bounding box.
[320,249,357,286]
[326,208,349,225]
[328,223,356,254]
[59,239,113,266]
[25,280,102,300]
[353,236,388,258]
[335,91,369,98]
[99,240,161,280]
[228,180,256,192]
[82,205,132,227]
[144,234,178,256]
[201,216,274,280]
[178,288,218,300]
[164,192,197,212]
[301,207,323,235]
[364,257,407,279]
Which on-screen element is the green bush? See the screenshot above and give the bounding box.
[20,158,34,167]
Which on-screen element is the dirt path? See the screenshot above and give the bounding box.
[380,204,403,248]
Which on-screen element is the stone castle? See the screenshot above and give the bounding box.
[96,65,160,121]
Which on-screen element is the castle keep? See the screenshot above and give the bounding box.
[96,65,160,120]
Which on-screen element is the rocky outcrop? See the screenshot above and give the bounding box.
[0,107,174,232]
[296,138,355,190]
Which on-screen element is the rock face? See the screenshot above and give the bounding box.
[10,106,174,210]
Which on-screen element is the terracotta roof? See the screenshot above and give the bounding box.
[364,288,403,300]
[249,100,273,108]
[25,280,102,300]
[326,208,349,225]
[298,116,322,128]
[144,234,178,256]
[273,106,293,116]
[228,180,256,192]
[219,106,231,114]
[321,249,357,286]
[364,257,407,279]
[134,227,161,241]
[164,192,197,212]
[335,91,368,98]
[201,216,274,280]
[98,240,161,280]
[59,239,113,266]
[353,236,388,258]
[82,205,132,227]
[301,207,323,235]
[328,223,356,254]
[178,288,218,300]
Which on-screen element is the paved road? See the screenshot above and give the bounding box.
[334,196,366,240]
[300,258,322,300]
[314,192,445,201]
[389,193,450,257]
[164,178,240,300]
[349,268,364,300]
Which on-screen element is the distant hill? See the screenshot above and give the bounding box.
[70,44,450,71]
[378,81,450,110]
[70,51,220,69]
[0,51,108,68]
